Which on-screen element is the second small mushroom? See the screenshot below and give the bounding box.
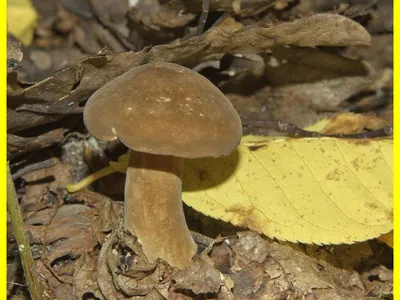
[83,62,242,269]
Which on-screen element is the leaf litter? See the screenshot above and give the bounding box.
[7,0,392,299]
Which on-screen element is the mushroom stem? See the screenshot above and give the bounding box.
[124,150,197,269]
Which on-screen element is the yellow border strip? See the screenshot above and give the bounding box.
[2,1,8,299]
[394,0,398,295]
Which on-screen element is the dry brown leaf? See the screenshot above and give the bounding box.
[97,228,173,298]
[272,76,372,112]
[75,191,123,234]
[20,160,71,212]
[346,34,392,72]
[231,232,267,268]
[128,0,195,30]
[230,262,265,299]
[54,283,75,300]
[74,255,105,300]
[8,14,370,134]
[34,260,60,299]
[145,289,166,300]
[231,232,368,299]
[204,232,378,299]
[41,204,98,264]
[173,257,223,295]
[360,265,393,298]
[238,0,292,17]
[96,231,122,300]
[263,46,368,86]
[24,191,122,291]
[29,223,390,299]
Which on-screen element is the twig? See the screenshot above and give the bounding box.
[7,163,44,300]
[7,281,27,287]
[11,158,58,180]
[184,0,240,13]
[242,118,393,139]
[197,0,210,34]
[8,128,67,159]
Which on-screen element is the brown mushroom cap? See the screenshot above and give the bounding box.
[84,62,242,158]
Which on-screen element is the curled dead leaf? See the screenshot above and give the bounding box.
[8,14,370,135]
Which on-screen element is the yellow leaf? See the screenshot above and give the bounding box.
[66,134,393,245]
[182,136,393,244]
[7,0,38,46]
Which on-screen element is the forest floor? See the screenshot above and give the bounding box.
[7,0,393,299]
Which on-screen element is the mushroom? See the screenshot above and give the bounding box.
[83,62,242,269]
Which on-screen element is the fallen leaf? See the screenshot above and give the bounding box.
[272,76,372,112]
[217,232,370,299]
[345,34,392,73]
[98,228,173,298]
[54,283,75,300]
[7,0,38,45]
[231,232,267,267]
[173,257,223,295]
[360,265,393,298]
[40,204,98,264]
[145,289,166,300]
[24,190,122,287]
[8,14,370,134]
[73,255,105,300]
[68,131,393,245]
[183,135,393,244]
[263,46,368,86]
[20,159,71,212]
[34,260,61,299]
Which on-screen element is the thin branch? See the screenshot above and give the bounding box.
[7,163,44,300]
[197,0,210,34]
[11,158,58,180]
[242,118,393,139]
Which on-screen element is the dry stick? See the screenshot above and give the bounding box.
[11,158,58,180]
[7,163,43,300]
[197,0,210,34]
[183,0,240,12]
[242,118,393,139]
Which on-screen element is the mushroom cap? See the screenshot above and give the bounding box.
[84,62,242,158]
